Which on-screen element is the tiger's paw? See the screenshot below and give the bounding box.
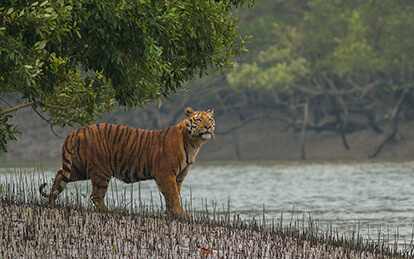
[166,210,190,220]
[180,211,190,220]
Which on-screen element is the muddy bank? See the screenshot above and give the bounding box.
[199,120,414,160]
[1,201,407,258]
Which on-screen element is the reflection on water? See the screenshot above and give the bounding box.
[1,160,413,247]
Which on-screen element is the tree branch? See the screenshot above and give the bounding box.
[42,103,77,110]
[0,100,78,117]
[31,106,64,139]
[0,101,40,116]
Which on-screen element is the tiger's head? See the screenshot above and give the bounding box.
[185,107,215,140]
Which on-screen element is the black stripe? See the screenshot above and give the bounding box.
[120,163,126,176]
[100,124,111,167]
[163,127,171,140]
[103,129,111,162]
[63,164,71,173]
[115,128,126,170]
[112,125,121,146]
[162,127,171,158]
[183,143,190,164]
[62,174,70,183]
[95,124,105,155]
[63,134,74,154]
[76,131,81,162]
[116,128,131,174]
[114,149,119,173]
[123,170,131,183]
[82,127,88,169]
[95,173,109,182]
[63,144,71,155]
[101,169,112,179]
[86,126,93,170]
[106,124,116,171]
[123,128,134,148]
[142,130,154,177]
[138,130,150,172]
[117,127,126,144]
[178,158,182,174]
[155,151,160,172]
[112,125,122,172]
[133,168,140,181]
[136,130,145,171]
[106,123,112,138]
[125,132,139,173]
[142,164,147,178]
[144,131,154,172]
[96,124,103,141]
[63,157,71,164]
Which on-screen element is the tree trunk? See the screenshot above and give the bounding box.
[300,99,309,160]
[369,88,410,158]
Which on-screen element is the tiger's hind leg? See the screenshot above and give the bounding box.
[39,147,80,207]
[39,166,72,207]
[90,172,111,212]
[49,169,65,206]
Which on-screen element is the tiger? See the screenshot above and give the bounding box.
[39,107,215,218]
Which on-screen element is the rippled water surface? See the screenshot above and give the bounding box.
[1,160,413,246]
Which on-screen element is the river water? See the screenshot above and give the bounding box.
[1,160,413,248]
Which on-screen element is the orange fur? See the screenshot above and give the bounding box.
[39,107,215,217]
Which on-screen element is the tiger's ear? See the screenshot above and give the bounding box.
[207,108,214,115]
[185,107,194,117]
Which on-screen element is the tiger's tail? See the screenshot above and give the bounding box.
[39,183,51,198]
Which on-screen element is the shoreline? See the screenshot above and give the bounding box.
[0,201,408,258]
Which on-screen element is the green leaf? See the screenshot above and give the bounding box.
[36,40,47,50]
[40,0,48,7]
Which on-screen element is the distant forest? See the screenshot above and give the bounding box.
[3,0,414,160]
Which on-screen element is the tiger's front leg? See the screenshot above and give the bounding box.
[90,172,111,212]
[155,174,188,218]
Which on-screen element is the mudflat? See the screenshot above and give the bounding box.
[0,202,398,258]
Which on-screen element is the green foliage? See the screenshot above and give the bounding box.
[228,23,310,93]
[228,0,414,94]
[0,0,254,154]
[0,114,20,154]
[330,38,384,77]
[302,0,414,83]
[38,55,115,128]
